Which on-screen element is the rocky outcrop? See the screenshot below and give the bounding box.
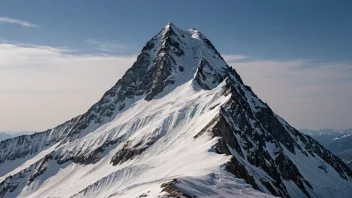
[160,179,193,198]
[111,138,157,166]
[55,136,124,165]
[195,58,227,90]
[0,154,54,197]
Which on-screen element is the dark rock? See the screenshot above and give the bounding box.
[194,58,226,90]
[111,139,156,166]
[160,180,194,198]
[28,155,53,185]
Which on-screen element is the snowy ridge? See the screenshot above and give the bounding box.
[210,71,352,197]
[0,23,352,198]
[0,116,79,161]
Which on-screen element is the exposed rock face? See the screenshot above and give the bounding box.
[160,179,193,198]
[0,154,54,197]
[0,116,80,164]
[145,24,182,101]
[201,70,351,197]
[195,58,227,90]
[302,128,352,170]
[110,139,156,166]
[0,23,352,198]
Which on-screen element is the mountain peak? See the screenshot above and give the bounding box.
[1,24,352,198]
[164,22,176,29]
[143,23,228,100]
[161,22,181,36]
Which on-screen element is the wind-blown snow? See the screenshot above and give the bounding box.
[1,80,270,198]
[1,23,351,198]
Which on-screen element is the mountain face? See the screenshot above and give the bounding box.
[302,128,352,170]
[0,134,12,142]
[0,132,30,142]
[1,23,352,198]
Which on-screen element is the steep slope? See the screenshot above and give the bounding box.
[348,161,352,170]
[0,134,11,142]
[1,23,352,198]
[0,132,30,142]
[301,129,352,152]
[302,128,352,170]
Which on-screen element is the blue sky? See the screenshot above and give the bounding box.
[0,1,351,131]
[1,0,351,60]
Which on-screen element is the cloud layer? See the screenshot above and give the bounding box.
[86,39,125,53]
[0,41,350,131]
[0,43,136,131]
[225,55,352,130]
[0,17,39,28]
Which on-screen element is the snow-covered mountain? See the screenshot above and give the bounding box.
[0,132,31,142]
[1,23,352,198]
[348,161,352,170]
[302,128,352,170]
[0,134,12,142]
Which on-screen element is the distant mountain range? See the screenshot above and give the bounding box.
[0,132,31,141]
[301,128,352,169]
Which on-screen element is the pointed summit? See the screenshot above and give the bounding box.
[160,22,179,35]
[143,22,228,100]
[1,24,352,198]
[55,23,229,142]
[164,22,176,29]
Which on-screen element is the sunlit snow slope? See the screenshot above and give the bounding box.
[1,23,352,198]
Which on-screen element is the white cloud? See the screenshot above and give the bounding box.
[0,43,136,131]
[224,57,352,130]
[222,54,249,62]
[86,39,125,53]
[0,17,39,28]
